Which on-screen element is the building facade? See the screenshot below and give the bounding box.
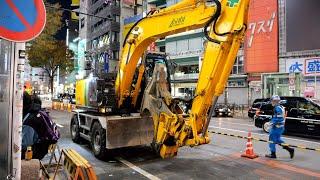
[78,0,121,77]
[277,0,320,99]
[77,0,146,77]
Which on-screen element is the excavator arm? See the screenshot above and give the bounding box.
[117,0,249,158]
[116,0,216,108]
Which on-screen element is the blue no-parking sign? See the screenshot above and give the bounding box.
[0,0,46,42]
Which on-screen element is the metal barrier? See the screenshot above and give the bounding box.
[209,130,320,152]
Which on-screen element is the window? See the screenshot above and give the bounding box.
[176,39,188,53]
[298,101,320,115]
[188,38,202,51]
[166,42,177,55]
[114,0,120,7]
[111,32,119,42]
[167,0,181,6]
[80,18,85,28]
[228,80,246,87]
[114,15,120,23]
[159,46,165,52]
[232,56,245,74]
[113,51,119,60]
[178,65,199,74]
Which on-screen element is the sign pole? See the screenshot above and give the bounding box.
[10,43,25,179]
[315,75,317,98]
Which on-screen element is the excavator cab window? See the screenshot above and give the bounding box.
[133,53,172,110]
[144,54,171,91]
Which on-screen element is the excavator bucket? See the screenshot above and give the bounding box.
[105,115,154,149]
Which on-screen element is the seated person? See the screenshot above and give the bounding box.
[22,93,60,160]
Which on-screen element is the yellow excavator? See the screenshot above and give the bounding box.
[71,0,249,159]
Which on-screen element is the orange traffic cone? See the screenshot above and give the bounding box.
[241,132,258,159]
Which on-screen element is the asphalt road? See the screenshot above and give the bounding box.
[46,110,320,179]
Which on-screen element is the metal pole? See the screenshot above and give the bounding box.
[10,42,25,180]
[202,96,218,137]
[315,75,317,98]
[57,66,60,97]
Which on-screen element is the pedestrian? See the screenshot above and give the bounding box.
[22,91,59,160]
[265,95,295,159]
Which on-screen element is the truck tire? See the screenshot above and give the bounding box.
[70,115,82,143]
[91,122,109,160]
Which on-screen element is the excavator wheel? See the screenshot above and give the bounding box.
[70,115,82,144]
[91,122,111,160]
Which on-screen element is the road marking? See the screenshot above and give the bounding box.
[116,157,161,180]
[56,123,64,128]
[214,121,254,127]
[209,126,320,145]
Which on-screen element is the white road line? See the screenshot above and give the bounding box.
[209,126,320,145]
[213,121,254,127]
[116,157,161,180]
[56,123,64,128]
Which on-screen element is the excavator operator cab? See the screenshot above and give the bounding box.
[144,52,172,89]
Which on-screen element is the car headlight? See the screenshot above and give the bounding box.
[99,107,112,113]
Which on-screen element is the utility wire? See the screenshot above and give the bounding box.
[44,4,112,20]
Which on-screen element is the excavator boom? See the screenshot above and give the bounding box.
[116,1,216,108]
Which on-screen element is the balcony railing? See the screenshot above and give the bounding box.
[171,73,199,80]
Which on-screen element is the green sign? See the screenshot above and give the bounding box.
[227,0,240,7]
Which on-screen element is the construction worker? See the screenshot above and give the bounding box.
[266,95,295,159]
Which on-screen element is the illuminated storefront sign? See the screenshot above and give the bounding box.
[285,57,320,75]
[245,0,278,73]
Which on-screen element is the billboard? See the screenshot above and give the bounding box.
[244,0,278,73]
[285,57,320,76]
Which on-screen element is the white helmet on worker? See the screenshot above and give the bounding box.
[271,95,281,101]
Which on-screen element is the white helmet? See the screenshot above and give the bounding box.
[271,95,281,101]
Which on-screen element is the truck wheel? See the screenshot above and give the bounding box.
[91,122,109,160]
[263,121,271,133]
[70,115,82,143]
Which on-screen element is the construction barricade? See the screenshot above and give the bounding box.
[52,101,76,112]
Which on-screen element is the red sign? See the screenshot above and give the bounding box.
[244,0,278,73]
[0,0,46,42]
[149,42,156,51]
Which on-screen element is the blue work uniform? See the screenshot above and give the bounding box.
[269,105,285,153]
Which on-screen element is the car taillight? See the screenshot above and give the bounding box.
[256,110,264,116]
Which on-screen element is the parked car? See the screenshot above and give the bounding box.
[254,96,320,138]
[214,104,234,117]
[248,98,269,118]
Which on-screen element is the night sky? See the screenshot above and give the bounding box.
[47,0,72,40]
